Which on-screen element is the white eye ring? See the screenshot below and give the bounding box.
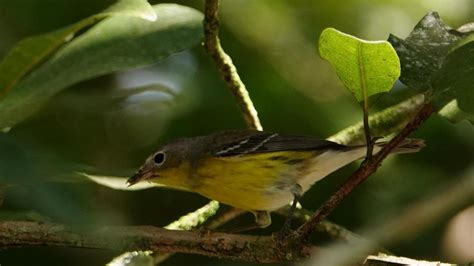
[153,152,165,165]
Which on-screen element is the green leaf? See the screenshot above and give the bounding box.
[319,28,400,102]
[0,0,156,96]
[0,4,203,129]
[388,12,469,91]
[433,41,474,120]
[438,100,474,124]
[103,0,157,21]
[78,173,157,191]
[450,33,474,52]
[388,12,474,124]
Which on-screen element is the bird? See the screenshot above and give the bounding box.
[127,129,424,228]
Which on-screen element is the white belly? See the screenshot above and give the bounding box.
[264,146,371,211]
[298,147,369,194]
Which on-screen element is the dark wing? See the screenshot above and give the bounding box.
[209,130,345,157]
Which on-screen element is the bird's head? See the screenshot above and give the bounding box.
[127,139,194,188]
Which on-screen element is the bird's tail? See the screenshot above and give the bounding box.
[374,138,425,154]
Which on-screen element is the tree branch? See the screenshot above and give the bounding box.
[203,0,262,130]
[275,207,374,247]
[297,102,435,239]
[153,202,242,263]
[309,169,474,265]
[0,221,312,263]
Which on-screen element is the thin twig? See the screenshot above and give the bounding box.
[328,94,424,145]
[309,170,474,265]
[362,101,374,159]
[203,0,262,130]
[275,207,369,246]
[358,41,374,159]
[296,102,434,239]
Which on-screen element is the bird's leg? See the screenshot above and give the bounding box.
[255,210,272,228]
[284,189,302,230]
[275,184,302,238]
[227,211,271,233]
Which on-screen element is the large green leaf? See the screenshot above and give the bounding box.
[0,0,156,96]
[319,28,400,102]
[0,4,203,129]
[388,12,468,91]
[433,41,474,116]
[388,12,474,125]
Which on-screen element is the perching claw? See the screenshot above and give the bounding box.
[276,183,302,239]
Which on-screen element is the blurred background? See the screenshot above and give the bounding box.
[0,0,472,265]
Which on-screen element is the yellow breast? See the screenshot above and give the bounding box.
[193,151,314,211]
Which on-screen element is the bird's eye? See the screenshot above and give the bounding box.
[153,152,165,165]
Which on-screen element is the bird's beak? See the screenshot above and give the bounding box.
[127,169,155,187]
